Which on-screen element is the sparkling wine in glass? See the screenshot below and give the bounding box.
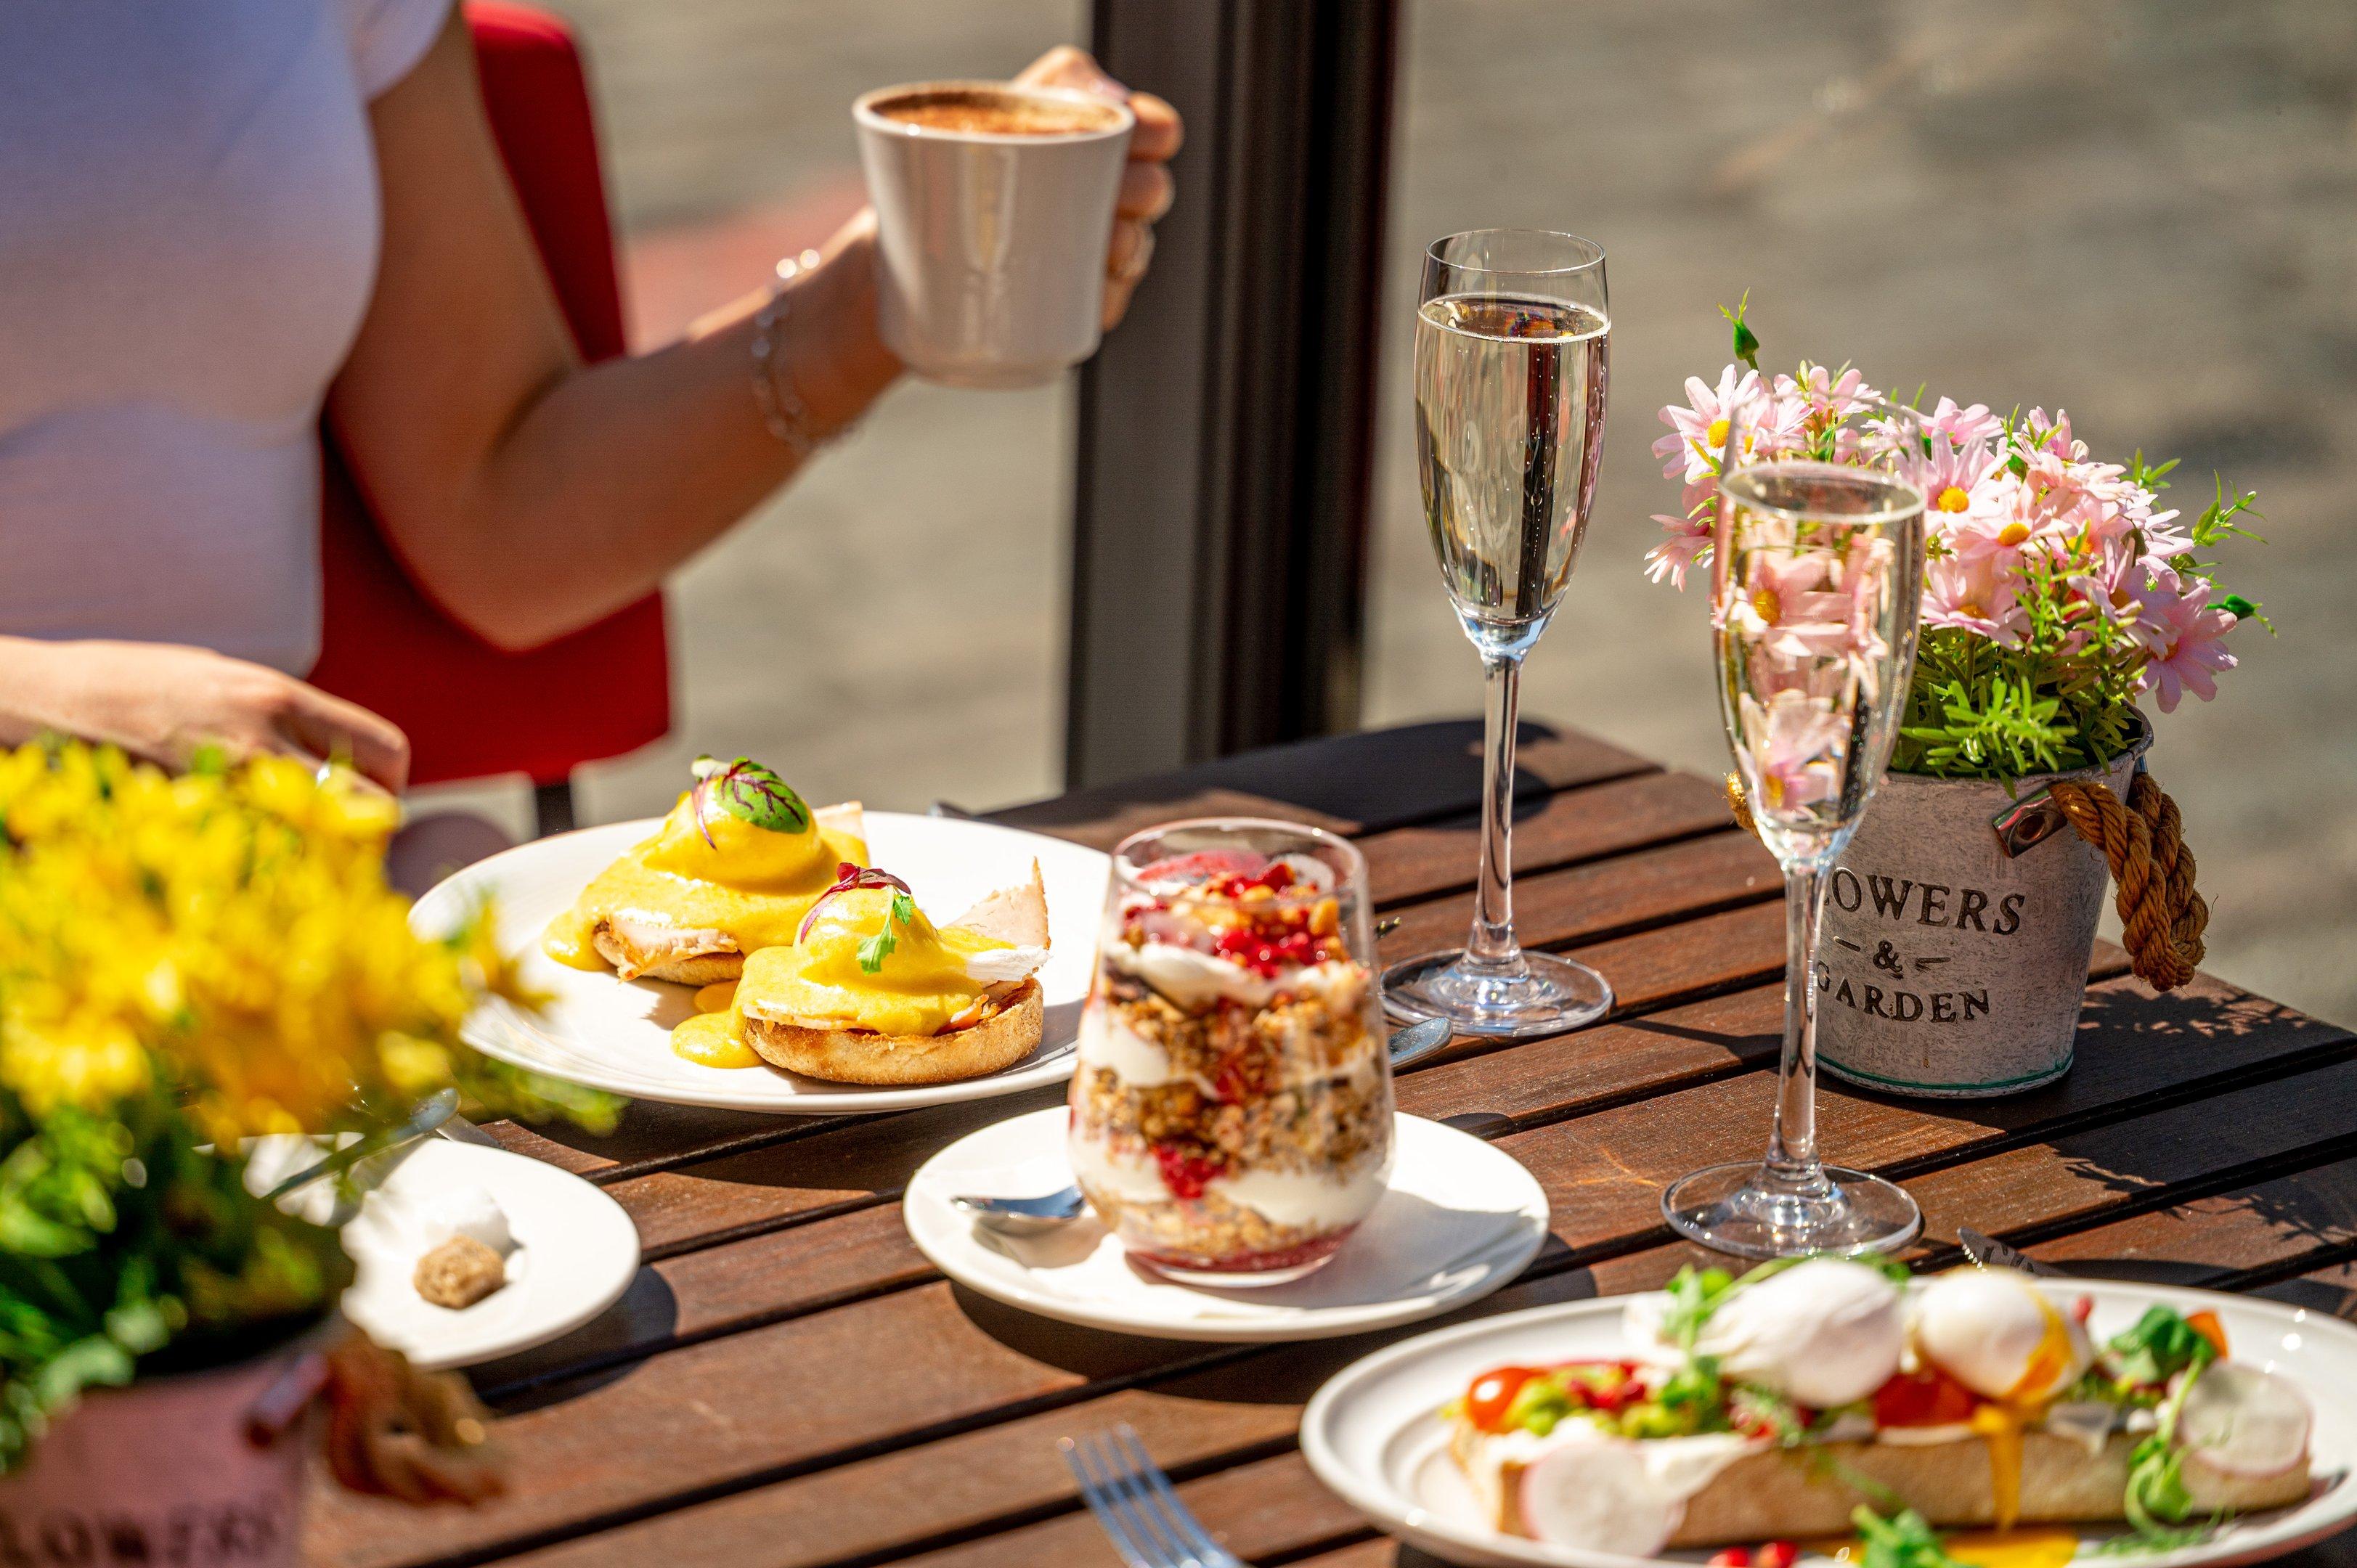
[1662,395,1929,1257]
[1383,229,1613,1040]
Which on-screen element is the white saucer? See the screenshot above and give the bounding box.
[903,1108,1549,1342]
[334,1140,640,1371]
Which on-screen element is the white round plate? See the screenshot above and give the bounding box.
[411,812,1110,1114]
[903,1108,1550,1342]
[1301,1281,2357,1568]
[335,1140,639,1371]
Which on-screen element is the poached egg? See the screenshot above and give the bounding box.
[1645,1258,1908,1409]
[542,761,866,974]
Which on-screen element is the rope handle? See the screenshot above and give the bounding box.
[1722,769,2208,992]
[2048,773,2208,992]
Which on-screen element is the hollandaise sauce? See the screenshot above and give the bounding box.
[670,981,760,1067]
[542,794,867,971]
[1812,1530,2079,1568]
[664,887,1015,1066]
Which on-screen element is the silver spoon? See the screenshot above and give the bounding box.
[952,1018,1454,1236]
[263,1088,460,1201]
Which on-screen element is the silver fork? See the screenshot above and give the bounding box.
[1060,1425,1246,1568]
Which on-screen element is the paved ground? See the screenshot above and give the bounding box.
[437,0,2356,1024]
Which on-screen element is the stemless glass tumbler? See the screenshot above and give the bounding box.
[1662,394,1930,1258]
[1383,229,1615,1040]
[1070,820,1394,1285]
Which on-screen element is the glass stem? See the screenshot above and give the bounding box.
[1762,861,1828,1186]
[1467,652,1526,968]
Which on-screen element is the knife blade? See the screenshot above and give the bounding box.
[1955,1224,2066,1278]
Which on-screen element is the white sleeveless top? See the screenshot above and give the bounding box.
[0,0,449,673]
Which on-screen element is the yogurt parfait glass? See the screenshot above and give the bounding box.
[1068,820,1395,1285]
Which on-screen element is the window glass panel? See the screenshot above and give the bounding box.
[550,0,1081,822]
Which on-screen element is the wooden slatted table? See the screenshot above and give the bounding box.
[307,719,2357,1568]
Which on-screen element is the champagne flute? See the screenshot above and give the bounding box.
[1662,393,1928,1257]
[1384,229,1615,1040]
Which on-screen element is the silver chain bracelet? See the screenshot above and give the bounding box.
[749,248,829,459]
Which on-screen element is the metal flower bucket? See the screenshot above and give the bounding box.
[1814,720,2152,1098]
[0,1326,327,1563]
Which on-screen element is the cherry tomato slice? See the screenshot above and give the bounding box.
[2186,1310,2229,1358]
[1756,1541,1799,1568]
[1465,1366,1541,1432]
[1873,1366,1982,1429]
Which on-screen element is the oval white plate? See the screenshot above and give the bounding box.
[337,1140,638,1371]
[904,1107,1549,1342]
[411,812,1110,1114]
[1301,1281,2357,1568]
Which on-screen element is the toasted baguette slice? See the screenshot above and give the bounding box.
[743,979,1043,1085]
[1456,1423,2311,1548]
[590,801,866,984]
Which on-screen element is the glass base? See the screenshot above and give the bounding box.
[1127,1229,1352,1287]
[1381,949,1613,1039]
[1661,1160,1921,1260]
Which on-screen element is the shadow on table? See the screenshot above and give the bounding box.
[470,1265,681,1414]
[990,719,1587,848]
[949,1232,1589,1405]
[1854,980,2357,1275]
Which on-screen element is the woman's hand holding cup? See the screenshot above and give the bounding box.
[1013,46,1181,330]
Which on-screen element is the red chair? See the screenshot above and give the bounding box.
[309,1,669,837]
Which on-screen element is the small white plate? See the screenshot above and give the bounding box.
[903,1108,1550,1342]
[335,1140,639,1371]
[1300,1282,2357,1568]
[410,812,1111,1114]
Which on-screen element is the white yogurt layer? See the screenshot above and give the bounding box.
[1109,942,1371,1017]
[1068,1128,1170,1206]
[1111,941,1275,1009]
[1078,1010,1189,1088]
[1209,1163,1383,1230]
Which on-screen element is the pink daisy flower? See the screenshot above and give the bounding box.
[1728,547,1860,664]
[1738,689,1845,814]
[1922,552,2027,645]
[2138,588,2239,712]
[1919,436,2002,542]
[1653,365,1762,483]
[1776,362,1876,424]
[1924,396,2003,448]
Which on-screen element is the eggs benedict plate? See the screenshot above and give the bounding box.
[1300,1275,2357,1568]
[409,769,1110,1114]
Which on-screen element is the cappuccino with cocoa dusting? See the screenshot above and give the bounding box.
[872,88,1123,138]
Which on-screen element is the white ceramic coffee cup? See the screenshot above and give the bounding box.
[855,81,1136,389]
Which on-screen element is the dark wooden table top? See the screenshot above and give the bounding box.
[306,719,2357,1568]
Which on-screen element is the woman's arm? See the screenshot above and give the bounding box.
[330,20,1178,653]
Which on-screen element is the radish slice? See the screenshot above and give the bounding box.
[2178,1363,2311,1478]
[1518,1441,1684,1555]
[1516,1434,1754,1555]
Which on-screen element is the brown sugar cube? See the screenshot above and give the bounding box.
[413,1235,506,1309]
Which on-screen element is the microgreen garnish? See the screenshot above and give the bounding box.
[798,862,919,972]
[688,756,810,846]
[1853,1507,1965,1568]
[857,890,920,974]
[2107,1305,2218,1389]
